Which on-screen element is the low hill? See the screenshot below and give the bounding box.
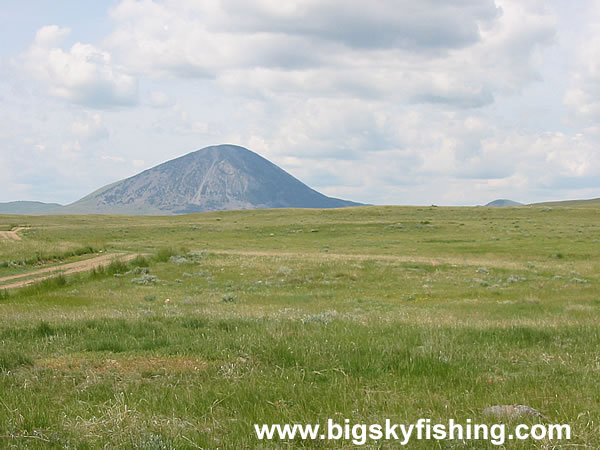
[484,199,523,207]
[0,201,63,215]
[530,198,600,207]
[60,144,362,215]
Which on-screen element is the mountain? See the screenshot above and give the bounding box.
[60,144,362,215]
[0,201,62,215]
[484,199,523,207]
[530,198,600,207]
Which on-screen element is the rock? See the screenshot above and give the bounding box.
[483,405,542,420]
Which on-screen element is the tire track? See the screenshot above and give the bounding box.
[0,227,28,241]
[0,253,141,289]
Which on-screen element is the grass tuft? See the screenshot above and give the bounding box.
[130,255,150,267]
[0,350,32,371]
[154,247,178,262]
[106,258,130,275]
[36,320,55,337]
[18,274,67,296]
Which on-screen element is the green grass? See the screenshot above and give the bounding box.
[0,243,101,275]
[531,197,600,207]
[0,206,599,447]
[0,350,32,371]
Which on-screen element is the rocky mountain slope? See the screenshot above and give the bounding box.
[60,144,362,215]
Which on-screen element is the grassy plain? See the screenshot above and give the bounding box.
[0,205,599,448]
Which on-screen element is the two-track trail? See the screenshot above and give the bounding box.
[0,227,28,241]
[0,253,140,289]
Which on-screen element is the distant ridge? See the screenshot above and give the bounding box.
[485,199,523,207]
[0,201,62,215]
[58,144,362,215]
[530,198,600,207]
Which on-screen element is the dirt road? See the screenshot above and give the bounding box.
[0,253,141,290]
[0,227,28,241]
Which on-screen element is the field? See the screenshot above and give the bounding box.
[0,206,599,448]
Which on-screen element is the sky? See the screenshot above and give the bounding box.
[1,0,599,206]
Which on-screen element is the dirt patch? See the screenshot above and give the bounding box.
[39,356,209,374]
[0,253,141,289]
[0,227,28,241]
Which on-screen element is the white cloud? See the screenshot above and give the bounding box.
[71,114,109,141]
[101,155,125,162]
[151,104,209,135]
[149,91,173,108]
[564,18,600,120]
[21,25,138,108]
[103,0,555,109]
[2,1,598,206]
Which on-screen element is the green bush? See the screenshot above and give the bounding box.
[107,259,129,275]
[130,255,150,268]
[154,247,177,262]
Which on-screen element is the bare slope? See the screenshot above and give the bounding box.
[62,144,361,215]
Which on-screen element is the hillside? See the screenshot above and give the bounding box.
[0,201,62,215]
[484,199,523,207]
[530,198,600,207]
[60,144,362,215]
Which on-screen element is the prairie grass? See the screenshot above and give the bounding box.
[0,206,599,447]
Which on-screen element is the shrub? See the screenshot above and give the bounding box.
[89,266,106,279]
[155,247,177,263]
[277,266,293,276]
[221,293,236,303]
[169,255,189,264]
[130,255,150,267]
[107,259,129,275]
[131,274,159,285]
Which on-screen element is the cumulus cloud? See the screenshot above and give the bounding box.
[21,25,138,108]
[149,91,174,108]
[218,0,500,50]
[104,0,554,108]
[71,114,109,141]
[564,16,600,120]
[3,1,598,206]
